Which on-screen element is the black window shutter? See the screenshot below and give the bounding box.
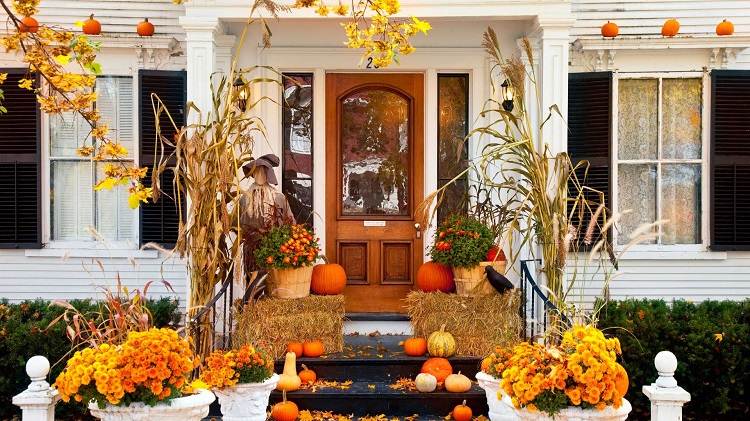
[711,70,750,250]
[138,70,186,247]
[567,72,612,248]
[0,69,41,248]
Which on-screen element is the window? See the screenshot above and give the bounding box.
[49,76,135,241]
[437,74,469,223]
[615,76,705,246]
[281,73,314,224]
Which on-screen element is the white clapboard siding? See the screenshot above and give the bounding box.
[566,252,750,304]
[2,0,185,39]
[572,0,750,37]
[0,250,187,306]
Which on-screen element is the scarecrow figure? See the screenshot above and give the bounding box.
[239,154,295,272]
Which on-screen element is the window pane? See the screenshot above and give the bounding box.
[281,73,313,224]
[438,74,469,222]
[618,79,658,160]
[340,89,410,216]
[662,78,702,159]
[97,77,134,156]
[662,164,701,244]
[50,113,90,157]
[96,163,135,241]
[618,164,657,244]
[51,161,93,240]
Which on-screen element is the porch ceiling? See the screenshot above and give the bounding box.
[184,0,573,22]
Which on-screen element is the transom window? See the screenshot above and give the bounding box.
[49,76,135,241]
[615,75,705,246]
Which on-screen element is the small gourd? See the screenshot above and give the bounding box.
[661,18,680,37]
[82,14,101,35]
[716,19,734,36]
[403,337,428,356]
[299,364,317,385]
[444,371,472,393]
[427,324,457,357]
[137,18,155,37]
[276,352,302,392]
[415,372,437,393]
[600,21,619,38]
[452,400,473,421]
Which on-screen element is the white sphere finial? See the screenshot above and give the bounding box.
[654,351,678,388]
[26,355,50,381]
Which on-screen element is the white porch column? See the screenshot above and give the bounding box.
[643,351,691,421]
[530,18,574,154]
[180,16,236,120]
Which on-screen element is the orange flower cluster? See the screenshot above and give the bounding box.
[497,325,628,414]
[257,224,321,269]
[55,328,199,407]
[481,345,513,378]
[200,344,275,389]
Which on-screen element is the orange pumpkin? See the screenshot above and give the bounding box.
[485,246,506,262]
[452,400,473,421]
[299,364,317,385]
[311,262,347,295]
[601,21,619,38]
[137,18,155,37]
[615,363,629,397]
[421,357,453,384]
[286,342,304,358]
[271,391,299,421]
[302,340,325,357]
[19,16,39,33]
[661,18,680,37]
[403,337,428,356]
[416,261,455,293]
[82,14,101,35]
[716,19,734,36]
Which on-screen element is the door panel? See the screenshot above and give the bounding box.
[326,73,424,313]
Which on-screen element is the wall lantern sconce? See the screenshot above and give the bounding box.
[233,75,249,111]
[501,79,514,112]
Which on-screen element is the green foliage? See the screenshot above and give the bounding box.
[430,215,494,268]
[534,389,570,416]
[255,224,320,269]
[0,298,181,420]
[597,298,750,421]
[237,363,274,384]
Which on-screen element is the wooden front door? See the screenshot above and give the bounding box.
[325,73,424,313]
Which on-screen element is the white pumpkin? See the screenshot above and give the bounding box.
[415,372,438,393]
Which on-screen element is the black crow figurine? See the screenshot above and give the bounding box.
[485,265,514,294]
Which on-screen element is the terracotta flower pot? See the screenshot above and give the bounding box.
[475,371,519,421]
[88,389,215,421]
[268,266,314,298]
[214,374,280,421]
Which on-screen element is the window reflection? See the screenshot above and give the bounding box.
[437,74,469,222]
[340,88,410,216]
[281,73,314,223]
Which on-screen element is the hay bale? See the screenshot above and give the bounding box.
[405,290,521,356]
[234,295,345,359]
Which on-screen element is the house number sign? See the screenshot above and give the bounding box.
[366,57,380,69]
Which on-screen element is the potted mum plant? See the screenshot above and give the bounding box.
[255,223,320,298]
[200,344,279,421]
[493,325,631,421]
[55,328,213,421]
[476,346,519,421]
[430,215,495,296]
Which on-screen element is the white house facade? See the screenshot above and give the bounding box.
[1,0,750,312]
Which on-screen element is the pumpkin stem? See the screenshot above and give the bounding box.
[440,323,447,332]
[462,399,467,406]
[282,389,287,403]
[302,364,309,371]
[320,254,329,264]
[89,14,94,19]
[144,18,149,22]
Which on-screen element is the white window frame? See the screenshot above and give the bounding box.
[611,71,711,252]
[41,73,140,250]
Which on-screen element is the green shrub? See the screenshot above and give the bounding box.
[597,299,750,421]
[0,297,181,420]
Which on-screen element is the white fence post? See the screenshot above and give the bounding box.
[642,351,691,421]
[12,356,59,421]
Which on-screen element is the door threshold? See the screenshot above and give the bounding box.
[346,312,410,322]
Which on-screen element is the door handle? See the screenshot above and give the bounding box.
[414,223,422,239]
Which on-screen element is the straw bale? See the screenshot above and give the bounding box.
[235,295,345,359]
[405,290,521,356]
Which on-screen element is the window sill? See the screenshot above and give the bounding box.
[26,245,160,259]
[602,248,728,261]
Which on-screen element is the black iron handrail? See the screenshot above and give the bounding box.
[519,259,570,341]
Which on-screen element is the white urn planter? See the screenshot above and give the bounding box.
[475,371,519,421]
[514,399,632,421]
[214,373,280,421]
[88,388,215,421]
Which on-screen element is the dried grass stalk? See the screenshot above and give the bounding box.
[234,295,345,359]
[405,291,521,356]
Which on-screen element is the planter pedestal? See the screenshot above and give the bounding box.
[214,374,280,421]
[88,389,215,421]
[475,371,519,421]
